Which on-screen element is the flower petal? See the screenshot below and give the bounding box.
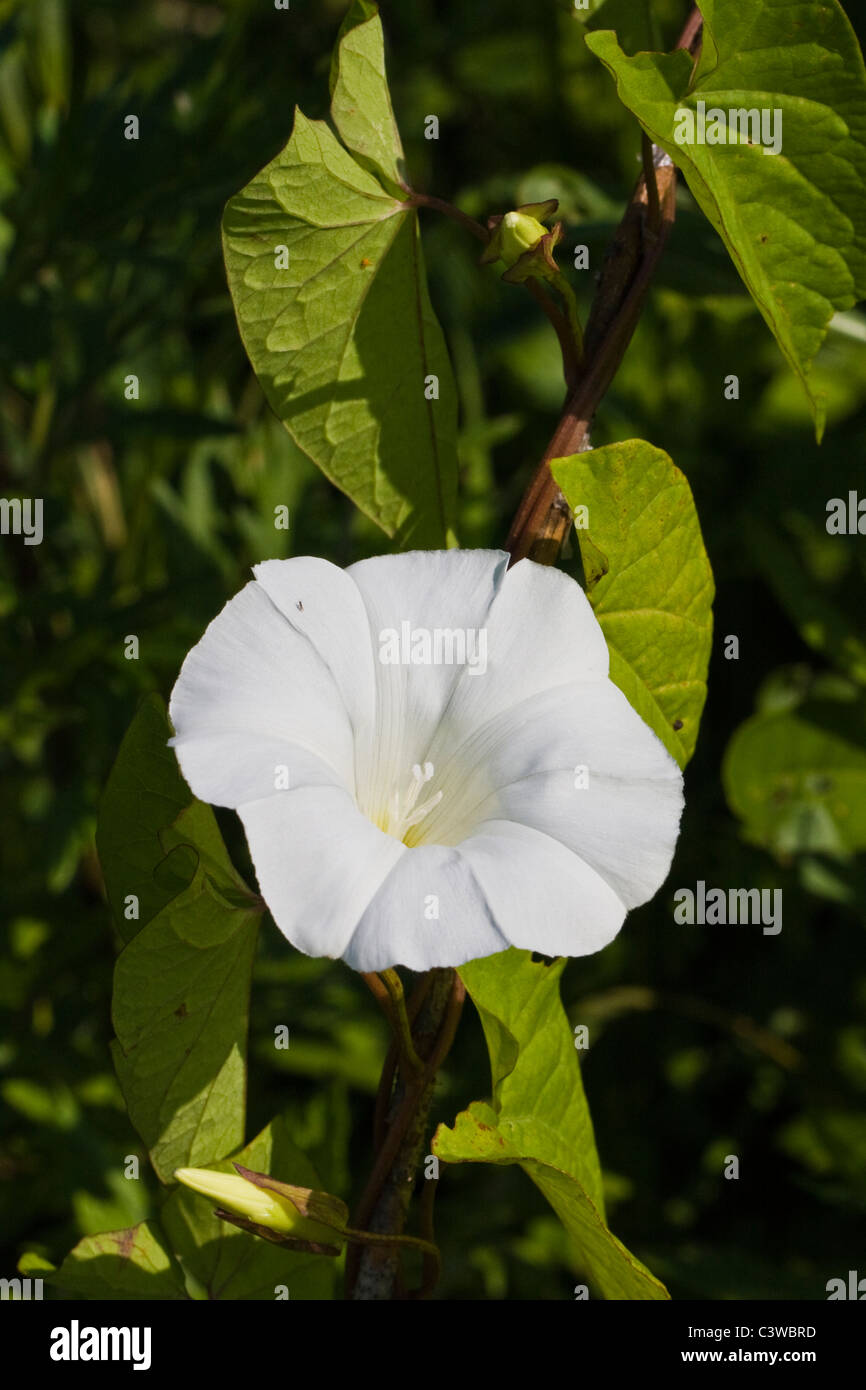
[169,734,343,807]
[252,557,377,742]
[490,764,683,910]
[421,557,610,773]
[238,787,405,960]
[169,580,356,806]
[345,549,509,821]
[343,844,510,972]
[459,819,626,956]
[421,680,682,909]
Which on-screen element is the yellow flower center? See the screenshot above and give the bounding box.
[376,762,443,845]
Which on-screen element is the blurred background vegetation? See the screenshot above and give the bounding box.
[2,0,865,1299]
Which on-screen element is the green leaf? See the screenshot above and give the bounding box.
[222,46,458,545]
[458,951,604,1209]
[97,694,249,944]
[112,867,261,1184]
[585,0,866,435]
[48,1222,187,1301]
[434,950,669,1300]
[328,0,378,97]
[161,1118,336,1299]
[330,6,406,195]
[723,688,866,857]
[552,440,714,768]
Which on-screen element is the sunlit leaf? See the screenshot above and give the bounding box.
[330,4,406,194]
[222,15,458,546]
[553,440,714,767]
[586,0,866,434]
[435,950,669,1300]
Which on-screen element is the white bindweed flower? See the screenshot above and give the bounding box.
[169,550,683,972]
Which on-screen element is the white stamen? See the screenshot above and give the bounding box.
[387,762,443,841]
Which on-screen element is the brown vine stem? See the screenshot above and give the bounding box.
[347,969,465,1300]
[504,149,678,565]
[410,1174,440,1300]
[504,6,703,567]
[676,4,705,56]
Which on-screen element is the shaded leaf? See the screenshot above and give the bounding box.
[97,694,249,945]
[112,868,261,1184]
[723,688,866,856]
[48,1222,186,1301]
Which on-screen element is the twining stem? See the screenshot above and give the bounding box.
[677,4,705,56]
[505,4,704,565]
[504,147,678,566]
[362,969,424,1080]
[412,1172,440,1300]
[380,968,425,1075]
[372,1038,398,1151]
[347,969,464,1300]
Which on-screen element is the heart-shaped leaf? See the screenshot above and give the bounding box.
[223,11,458,546]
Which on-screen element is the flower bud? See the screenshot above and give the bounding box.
[480,199,563,283]
[498,210,548,265]
[174,1166,343,1247]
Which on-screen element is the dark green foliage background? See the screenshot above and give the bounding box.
[1,0,865,1299]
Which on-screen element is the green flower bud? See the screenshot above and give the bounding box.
[174,1166,343,1248]
[480,199,563,282]
[498,210,548,266]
